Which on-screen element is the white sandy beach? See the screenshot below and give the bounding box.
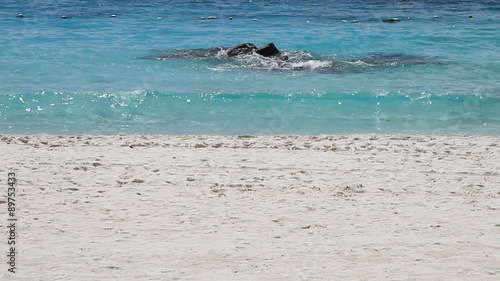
[1,134,499,280]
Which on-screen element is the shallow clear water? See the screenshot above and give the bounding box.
[1,0,499,135]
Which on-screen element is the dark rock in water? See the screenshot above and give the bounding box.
[226,43,258,57]
[256,43,281,57]
[226,42,282,58]
[383,18,401,22]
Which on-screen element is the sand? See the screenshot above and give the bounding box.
[1,134,499,280]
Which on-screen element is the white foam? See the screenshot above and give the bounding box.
[347,60,372,66]
[209,49,333,71]
[289,60,333,70]
[215,48,229,58]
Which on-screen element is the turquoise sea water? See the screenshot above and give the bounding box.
[1,0,499,135]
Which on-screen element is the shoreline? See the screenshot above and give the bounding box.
[2,134,499,280]
[3,132,500,144]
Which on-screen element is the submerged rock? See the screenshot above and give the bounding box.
[139,44,448,73]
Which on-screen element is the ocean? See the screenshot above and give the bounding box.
[1,0,499,135]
